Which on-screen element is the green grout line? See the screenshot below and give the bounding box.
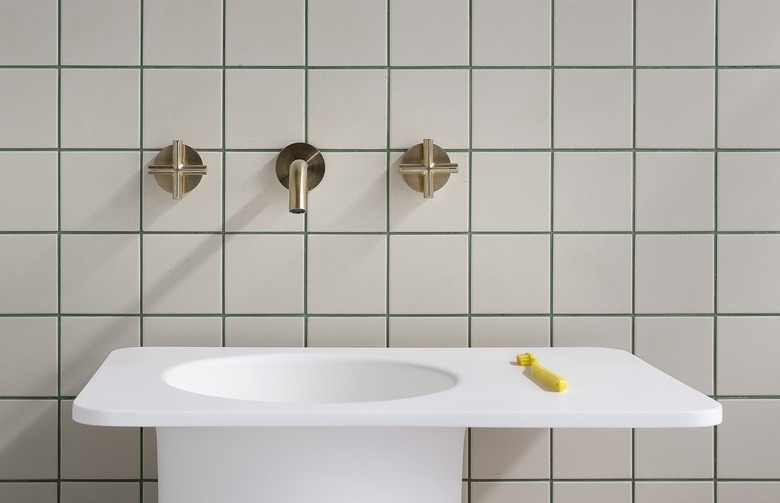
[713,1,720,498]
[467,1,473,500]
[221,0,227,349]
[10,146,780,153]
[385,0,391,349]
[302,0,309,349]
[56,1,63,501]
[549,2,555,500]
[6,63,780,70]
[138,1,145,501]
[631,0,638,500]
[467,0,473,354]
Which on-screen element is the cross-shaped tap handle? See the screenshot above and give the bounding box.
[399,139,458,199]
[148,140,207,200]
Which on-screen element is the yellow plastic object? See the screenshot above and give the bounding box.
[516,353,568,392]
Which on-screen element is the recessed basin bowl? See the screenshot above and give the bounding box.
[164,354,458,404]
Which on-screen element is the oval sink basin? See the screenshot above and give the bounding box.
[164,354,458,404]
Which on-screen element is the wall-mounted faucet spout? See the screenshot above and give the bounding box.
[288,158,309,214]
[276,143,326,214]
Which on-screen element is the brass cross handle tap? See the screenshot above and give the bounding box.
[399,139,458,199]
[148,140,207,200]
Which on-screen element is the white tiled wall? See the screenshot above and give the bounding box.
[1,1,779,502]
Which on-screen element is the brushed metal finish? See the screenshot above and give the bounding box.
[399,139,458,199]
[148,140,207,200]
[276,142,325,214]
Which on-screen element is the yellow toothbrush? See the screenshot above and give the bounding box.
[516,352,568,392]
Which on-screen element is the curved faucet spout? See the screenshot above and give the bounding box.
[276,142,326,215]
[288,159,309,214]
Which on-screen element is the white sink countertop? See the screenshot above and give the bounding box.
[73,347,722,428]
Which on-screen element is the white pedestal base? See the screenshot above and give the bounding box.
[157,427,466,503]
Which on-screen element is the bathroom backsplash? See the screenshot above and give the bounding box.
[1,0,779,501]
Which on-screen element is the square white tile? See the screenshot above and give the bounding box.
[634,317,714,394]
[0,152,58,231]
[553,317,632,351]
[0,235,57,314]
[0,0,56,64]
[719,0,780,65]
[389,0,468,66]
[636,70,714,148]
[389,235,468,314]
[389,152,469,232]
[472,0,551,66]
[61,483,139,503]
[143,0,222,65]
[61,234,140,314]
[60,401,140,478]
[718,482,780,503]
[224,152,304,232]
[388,317,468,347]
[143,234,222,314]
[635,0,715,65]
[224,235,303,314]
[61,69,140,148]
[143,69,222,149]
[553,70,633,148]
[225,317,304,347]
[0,318,57,396]
[0,483,57,503]
[61,152,140,231]
[717,317,780,395]
[142,484,157,503]
[634,482,713,503]
[144,429,157,477]
[60,317,140,396]
[718,70,780,148]
[471,428,550,479]
[143,317,222,347]
[471,317,550,347]
[225,0,303,65]
[553,152,633,231]
[471,152,550,232]
[554,0,633,65]
[472,70,551,149]
[61,0,140,65]
[306,152,387,232]
[552,429,631,478]
[634,235,714,314]
[718,235,780,313]
[635,428,714,478]
[308,0,386,65]
[308,317,386,347]
[0,401,58,479]
[225,69,304,149]
[552,482,631,503]
[0,69,57,148]
[718,152,780,231]
[635,152,714,231]
[307,235,386,314]
[471,234,550,314]
[471,482,549,503]
[390,70,470,149]
[553,235,633,314]
[718,400,780,478]
[143,151,222,231]
[308,70,387,149]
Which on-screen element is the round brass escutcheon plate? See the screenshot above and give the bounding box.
[400,143,453,194]
[276,143,326,190]
[151,143,204,195]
